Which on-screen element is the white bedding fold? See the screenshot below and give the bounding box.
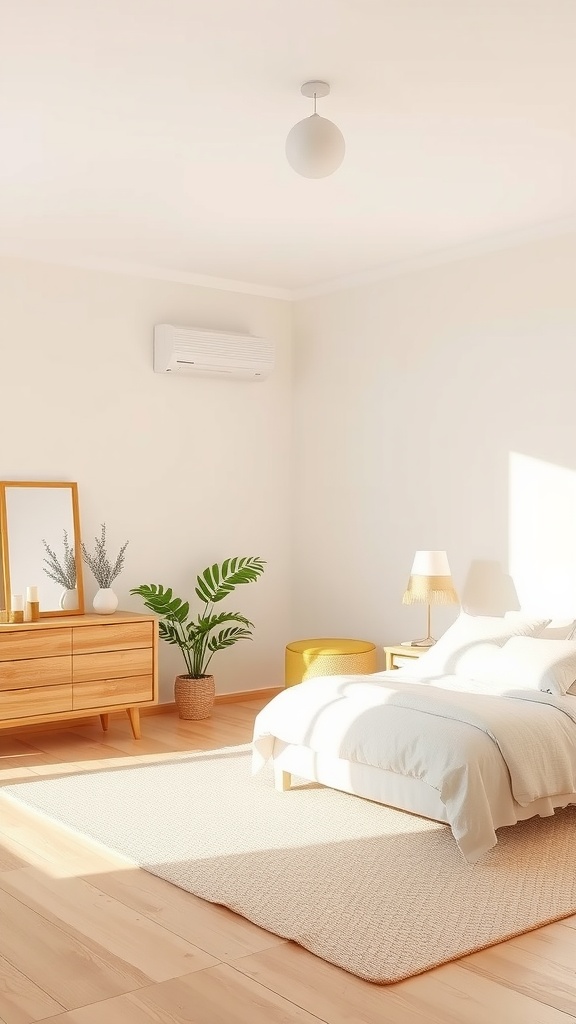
[252,672,576,862]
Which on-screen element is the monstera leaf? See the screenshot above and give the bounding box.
[195,557,265,604]
[130,556,265,678]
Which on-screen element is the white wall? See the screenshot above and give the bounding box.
[6,230,576,697]
[0,256,293,699]
[293,232,576,662]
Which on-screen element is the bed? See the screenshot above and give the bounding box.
[252,613,576,862]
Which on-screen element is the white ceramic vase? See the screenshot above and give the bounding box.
[59,588,78,611]
[92,588,119,615]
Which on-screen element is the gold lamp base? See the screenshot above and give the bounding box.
[402,601,436,648]
[402,552,459,651]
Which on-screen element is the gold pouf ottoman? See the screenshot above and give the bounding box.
[285,637,377,687]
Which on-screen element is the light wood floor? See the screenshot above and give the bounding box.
[0,700,575,1024]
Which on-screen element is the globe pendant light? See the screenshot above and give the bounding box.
[285,81,345,179]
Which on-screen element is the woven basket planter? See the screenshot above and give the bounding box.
[174,674,215,720]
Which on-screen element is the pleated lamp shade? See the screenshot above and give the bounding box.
[402,551,459,606]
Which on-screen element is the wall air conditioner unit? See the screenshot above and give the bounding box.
[153,324,275,380]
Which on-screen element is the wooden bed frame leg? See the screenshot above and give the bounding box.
[274,764,291,791]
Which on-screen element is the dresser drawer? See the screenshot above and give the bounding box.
[73,647,153,683]
[72,622,153,655]
[0,656,71,692]
[0,629,72,662]
[73,674,154,710]
[0,614,156,736]
[0,683,72,720]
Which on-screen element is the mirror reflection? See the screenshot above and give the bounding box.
[0,482,84,617]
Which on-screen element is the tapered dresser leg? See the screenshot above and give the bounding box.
[126,707,141,739]
[99,714,109,732]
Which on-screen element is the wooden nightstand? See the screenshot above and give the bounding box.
[383,645,426,671]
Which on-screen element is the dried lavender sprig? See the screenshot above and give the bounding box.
[81,523,129,588]
[42,530,77,590]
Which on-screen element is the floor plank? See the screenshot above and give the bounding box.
[461,928,576,1017]
[0,887,148,1010]
[85,864,288,962]
[230,941,446,1024]
[0,952,65,1024]
[0,796,130,875]
[0,868,217,984]
[0,839,31,872]
[389,961,574,1024]
[0,766,36,782]
[38,963,325,1024]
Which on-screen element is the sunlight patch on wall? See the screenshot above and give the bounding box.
[509,452,576,617]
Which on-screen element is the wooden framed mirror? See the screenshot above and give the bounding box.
[0,481,85,617]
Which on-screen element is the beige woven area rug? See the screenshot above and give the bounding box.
[3,743,576,984]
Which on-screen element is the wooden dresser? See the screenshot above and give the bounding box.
[0,611,158,739]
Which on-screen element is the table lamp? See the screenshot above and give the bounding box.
[402,550,459,647]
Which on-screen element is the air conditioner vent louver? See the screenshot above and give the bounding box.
[153,324,274,380]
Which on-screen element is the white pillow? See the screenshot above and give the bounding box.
[416,612,550,676]
[504,611,576,641]
[452,643,502,684]
[468,636,576,697]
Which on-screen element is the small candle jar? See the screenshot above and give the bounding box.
[26,585,40,622]
[10,593,24,624]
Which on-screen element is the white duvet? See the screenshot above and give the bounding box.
[252,671,576,862]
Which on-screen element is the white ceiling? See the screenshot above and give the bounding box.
[2,0,576,296]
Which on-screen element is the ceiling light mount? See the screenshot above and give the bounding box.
[285,80,345,179]
[300,81,330,100]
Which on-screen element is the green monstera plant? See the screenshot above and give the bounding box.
[130,556,266,679]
